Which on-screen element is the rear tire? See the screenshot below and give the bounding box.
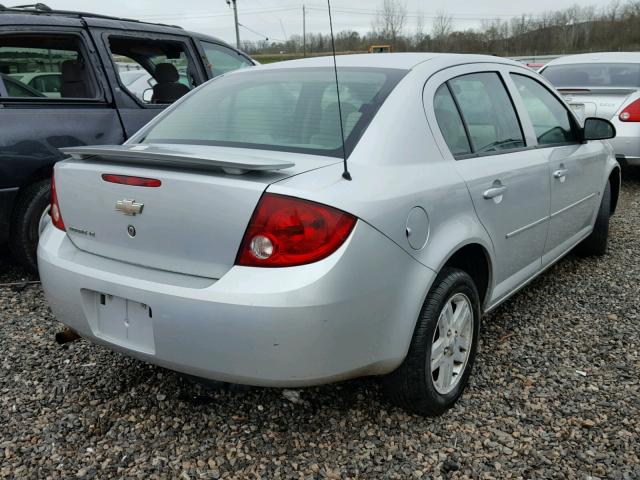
[575,181,611,257]
[382,267,481,416]
[9,179,51,272]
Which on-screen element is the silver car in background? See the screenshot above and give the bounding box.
[541,52,640,166]
[38,54,620,416]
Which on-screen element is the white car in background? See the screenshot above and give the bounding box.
[541,52,640,166]
[9,72,61,97]
[118,70,154,101]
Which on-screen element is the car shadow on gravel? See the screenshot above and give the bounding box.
[75,350,385,418]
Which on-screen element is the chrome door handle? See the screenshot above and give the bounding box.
[483,185,507,199]
[553,168,569,179]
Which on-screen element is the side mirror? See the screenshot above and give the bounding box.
[583,117,616,141]
[142,88,153,103]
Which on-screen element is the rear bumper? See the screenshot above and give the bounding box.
[609,121,640,164]
[38,222,434,387]
[615,154,640,167]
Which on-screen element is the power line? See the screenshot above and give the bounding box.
[238,23,285,42]
[136,6,302,20]
[133,4,545,25]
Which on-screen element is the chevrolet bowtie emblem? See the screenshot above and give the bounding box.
[115,199,144,216]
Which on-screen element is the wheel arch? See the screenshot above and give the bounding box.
[608,166,621,215]
[439,242,493,311]
[10,164,53,221]
[18,164,53,192]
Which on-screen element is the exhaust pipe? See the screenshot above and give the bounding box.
[55,327,81,345]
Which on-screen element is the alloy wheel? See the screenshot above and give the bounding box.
[430,292,474,394]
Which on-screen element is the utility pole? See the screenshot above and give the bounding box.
[303,4,307,57]
[227,0,241,49]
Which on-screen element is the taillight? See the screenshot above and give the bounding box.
[619,98,640,122]
[50,173,65,231]
[102,174,161,187]
[236,193,356,267]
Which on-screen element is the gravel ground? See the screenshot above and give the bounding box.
[1,172,639,480]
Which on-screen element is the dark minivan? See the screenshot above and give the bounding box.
[0,5,254,270]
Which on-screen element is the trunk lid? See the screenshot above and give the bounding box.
[55,145,338,279]
[558,87,638,120]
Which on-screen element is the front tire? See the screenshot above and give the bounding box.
[383,267,481,416]
[9,179,51,272]
[575,181,611,257]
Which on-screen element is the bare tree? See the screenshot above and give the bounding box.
[245,0,640,59]
[372,0,407,46]
[606,0,622,21]
[414,11,427,50]
[432,10,452,51]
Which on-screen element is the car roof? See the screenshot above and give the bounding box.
[0,8,230,44]
[255,53,523,71]
[0,8,249,60]
[0,7,183,31]
[546,52,640,66]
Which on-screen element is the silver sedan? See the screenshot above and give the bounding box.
[541,52,640,166]
[38,53,620,416]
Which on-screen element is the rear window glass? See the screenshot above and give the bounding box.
[542,63,640,88]
[141,67,407,158]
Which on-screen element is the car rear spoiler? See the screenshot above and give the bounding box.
[60,144,295,175]
[557,87,638,95]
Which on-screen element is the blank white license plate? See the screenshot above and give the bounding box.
[95,293,155,354]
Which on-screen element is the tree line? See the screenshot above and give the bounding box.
[242,0,640,57]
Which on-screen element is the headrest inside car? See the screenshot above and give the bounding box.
[61,60,84,82]
[155,63,179,83]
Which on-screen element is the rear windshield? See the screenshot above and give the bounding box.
[141,67,407,158]
[541,63,640,88]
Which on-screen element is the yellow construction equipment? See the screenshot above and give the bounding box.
[368,45,392,53]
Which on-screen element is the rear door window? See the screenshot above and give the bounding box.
[108,36,198,105]
[511,74,579,146]
[448,72,525,154]
[200,41,252,77]
[0,34,98,99]
[433,84,472,156]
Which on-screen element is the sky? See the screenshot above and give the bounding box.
[46,0,609,45]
